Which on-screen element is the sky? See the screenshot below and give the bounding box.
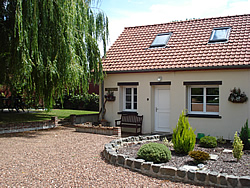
[98,0,250,49]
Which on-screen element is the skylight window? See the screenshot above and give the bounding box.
[209,27,231,43]
[150,33,172,48]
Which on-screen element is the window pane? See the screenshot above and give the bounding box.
[151,34,170,47]
[191,88,203,95]
[134,88,137,94]
[126,96,131,102]
[126,103,131,109]
[212,29,228,40]
[134,95,137,102]
[126,88,131,94]
[206,104,219,112]
[207,88,219,95]
[206,96,219,103]
[191,96,203,103]
[134,102,137,109]
[191,104,203,111]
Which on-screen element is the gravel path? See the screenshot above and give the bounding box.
[0,127,203,187]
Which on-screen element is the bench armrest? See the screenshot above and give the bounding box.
[115,119,121,126]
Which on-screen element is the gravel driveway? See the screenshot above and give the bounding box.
[0,127,203,187]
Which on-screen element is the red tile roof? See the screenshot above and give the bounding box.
[102,14,250,73]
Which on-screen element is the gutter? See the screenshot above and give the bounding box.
[104,65,250,74]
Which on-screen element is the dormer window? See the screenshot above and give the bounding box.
[150,33,172,48]
[209,27,231,43]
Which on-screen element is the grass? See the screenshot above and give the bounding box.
[0,109,98,124]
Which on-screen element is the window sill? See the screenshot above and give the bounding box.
[118,111,138,115]
[186,114,222,119]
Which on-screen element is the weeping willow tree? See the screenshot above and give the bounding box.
[0,0,108,109]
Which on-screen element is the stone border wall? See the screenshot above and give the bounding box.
[103,135,250,188]
[76,126,121,137]
[0,117,58,134]
[70,114,99,125]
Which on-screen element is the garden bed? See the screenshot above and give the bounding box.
[117,141,250,177]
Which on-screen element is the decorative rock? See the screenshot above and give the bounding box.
[133,159,145,170]
[223,149,233,153]
[208,171,219,184]
[160,166,177,176]
[239,176,250,187]
[209,154,219,161]
[152,164,162,173]
[196,170,207,182]
[187,170,196,181]
[227,175,239,187]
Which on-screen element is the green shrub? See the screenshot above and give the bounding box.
[240,119,250,150]
[137,143,171,163]
[172,111,196,154]
[233,131,244,162]
[217,136,226,144]
[188,150,210,163]
[199,136,217,148]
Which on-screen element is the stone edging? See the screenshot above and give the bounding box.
[76,126,121,137]
[103,135,250,188]
[0,117,58,134]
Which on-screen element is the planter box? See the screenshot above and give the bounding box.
[76,125,121,137]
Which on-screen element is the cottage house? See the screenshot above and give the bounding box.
[100,14,250,139]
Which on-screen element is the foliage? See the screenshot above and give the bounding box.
[217,136,226,144]
[240,119,250,150]
[137,143,171,163]
[0,0,108,109]
[188,150,210,163]
[172,111,196,154]
[228,87,248,103]
[163,137,173,147]
[233,131,244,162]
[57,93,99,111]
[199,136,217,148]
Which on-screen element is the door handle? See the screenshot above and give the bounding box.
[156,107,158,112]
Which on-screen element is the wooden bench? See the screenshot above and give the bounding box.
[115,114,143,135]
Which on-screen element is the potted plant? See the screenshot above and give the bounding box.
[228,87,248,103]
[105,91,116,101]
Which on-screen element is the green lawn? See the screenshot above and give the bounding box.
[0,109,98,124]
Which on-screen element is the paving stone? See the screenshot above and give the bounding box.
[134,159,145,170]
[142,162,153,171]
[110,154,117,164]
[208,171,219,184]
[125,158,135,168]
[182,165,198,171]
[218,173,228,186]
[177,167,187,178]
[152,164,162,173]
[117,154,128,166]
[239,176,250,187]
[160,166,177,176]
[187,170,196,181]
[196,171,207,182]
[227,175,239,187]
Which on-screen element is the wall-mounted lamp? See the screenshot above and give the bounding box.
[157,76,162,82]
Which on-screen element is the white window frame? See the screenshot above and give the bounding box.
[209,27,231,43]
[188,85,219,115]
[123,87,137,112]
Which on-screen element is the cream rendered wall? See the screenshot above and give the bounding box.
[101,69,250,140]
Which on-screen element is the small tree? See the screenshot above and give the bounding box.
[240,119,250,150]
[233,131,244,162]
[172,111,196,154]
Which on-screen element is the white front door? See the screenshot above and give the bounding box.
[155,87,170,132]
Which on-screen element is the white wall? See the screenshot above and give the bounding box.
[100,69,250,140]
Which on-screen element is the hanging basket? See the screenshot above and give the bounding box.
[228,87,248,103]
